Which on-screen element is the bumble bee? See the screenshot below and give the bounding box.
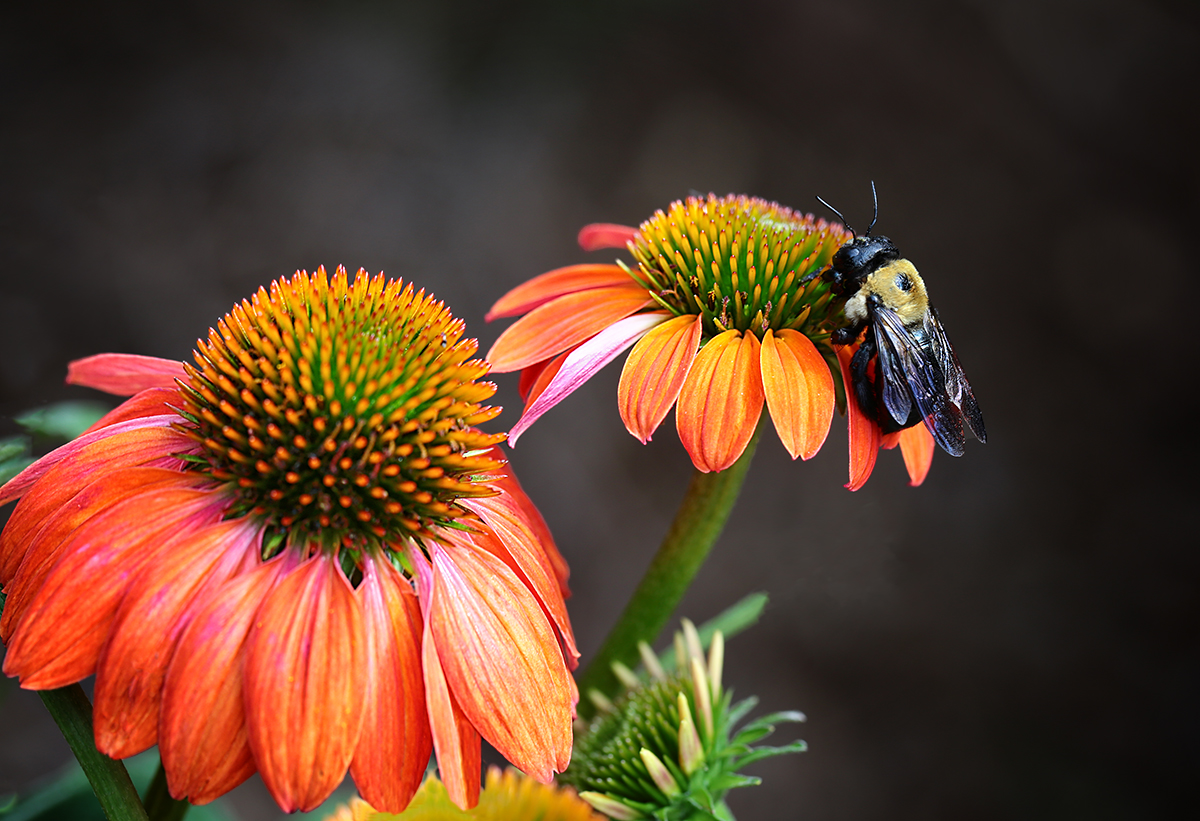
[817,184,986,456]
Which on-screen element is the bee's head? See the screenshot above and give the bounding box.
[826,234,901,294]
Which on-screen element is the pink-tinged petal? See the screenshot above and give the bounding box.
[429,539,573,782]
[422,607,482,809]
[93,516,262,759]
[838,345,880,491]
[517,356,555,403]
[458,498,578,668]
[486,284,652,373]
[760,329,836,461]
[507,311,669,445]
[479,446,570,598]
[0,414,186,511]
[350,555,430,813]
[67,354,186,396]
[520,348,572,410]
[898,424,935,487]
[0,468,203,642]
[160,556,297,805]
[3,487,224,689]
[676,330,765,473]
[244,553,367,813]
[577,223,640,252]
[83,387,182,434]
[618,314,702,443]
[486,265,635,321]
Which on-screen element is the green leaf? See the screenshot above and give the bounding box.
[16,402,110,440]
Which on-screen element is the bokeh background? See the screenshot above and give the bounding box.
[2,0,1197,818]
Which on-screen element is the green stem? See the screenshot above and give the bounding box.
[0,594,148,821]
[576,424,762,716]
[36,686,149,821]
[143,761,190,821]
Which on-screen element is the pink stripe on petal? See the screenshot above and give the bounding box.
[67,354,186,396]
[507,312,669,445]
[577,223,640,252]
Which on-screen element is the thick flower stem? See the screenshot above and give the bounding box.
[576,424,762,717]
[143,762,189,821]
[36,686,150,821]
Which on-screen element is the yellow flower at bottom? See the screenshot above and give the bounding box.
[330,767,604,821]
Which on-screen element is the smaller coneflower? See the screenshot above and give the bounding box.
[487,194,851,474]
[563,619,806,820]
[323,766,604,821]
[0,266,577,814]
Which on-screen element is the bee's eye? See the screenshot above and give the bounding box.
[895,274,912,292]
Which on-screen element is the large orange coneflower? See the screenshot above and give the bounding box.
[0,266,577,813]
[485,193,933,486]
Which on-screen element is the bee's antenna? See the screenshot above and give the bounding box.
[815,194,855,237]
[864,180,879,235]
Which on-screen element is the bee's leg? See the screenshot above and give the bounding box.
[831,320,864,346]
[798,265,829,286]
[850,333,879,422]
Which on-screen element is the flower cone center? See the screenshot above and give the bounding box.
[179,265,503,546]
[631,194,852,340]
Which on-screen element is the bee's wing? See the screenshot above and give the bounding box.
[872,305,966,457]
[924,309,986,444]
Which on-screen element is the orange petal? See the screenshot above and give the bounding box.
[2,487,224,689]
[429,540,573,782]
[486,265,634,321]
[618,314,702,443]
[480,447,570,598]
[898,424,935,487]
[521,349,571,410]
[837,345,880,491]
[577,223,640,252]
[414,549,481,810]
[160,556,296,805]
[0,416,187,518]
[675,330,765,473]
[83,387,182,434]
[760,329,836,461]
[486,284,651,373]
[66,353,186,395]
[93,517,262,759]
[244,554,367,813]
[0,468,204,642]
[350,555,430,813]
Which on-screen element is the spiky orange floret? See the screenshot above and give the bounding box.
[177,265,504,543]
[631,193,852,339]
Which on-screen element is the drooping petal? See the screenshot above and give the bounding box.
[480,447,570,598]
[429,539,573,782]
[350,555,430,813]
[1,468,204,642]
[457,498,578,667]
[617,314,702,443]
[838,345,880,491]
[244,553,368,813]
[422,607,482,810]
[486,284,652,373]
[486,265,634,321]
[0,415,186,512]
[160,555,297,805]
[520,348,573,410]
[507,312,669,445]
[577,223,640,251]
[898,424,935,487]
[93,516,262,759]
[760,329,835,461]
[3,487,224,689]
[66,353,186,396]
[675,330,765,473]
[83,387,182,434]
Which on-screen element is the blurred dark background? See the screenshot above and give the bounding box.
[1,0,1196,818]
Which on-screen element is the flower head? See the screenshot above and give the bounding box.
[487,194,851,473]
[0,266,577,813]
[324,766,604,821]
[562,620,806,820]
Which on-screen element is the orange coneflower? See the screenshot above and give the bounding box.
[0,266,577,813]
[487,194,851,475]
